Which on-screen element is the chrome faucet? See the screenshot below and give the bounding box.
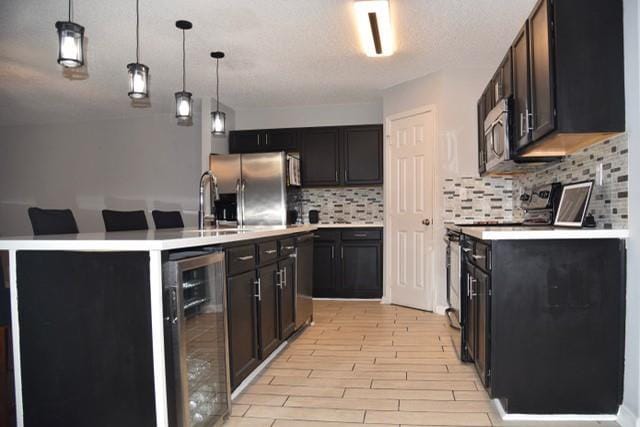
[198,170,220,230]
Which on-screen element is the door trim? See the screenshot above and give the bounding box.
[382,105,438,310]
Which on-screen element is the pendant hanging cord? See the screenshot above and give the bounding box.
[182,30,186,91]
[216,58,220,111]
[136,0,140,63]
[68,0,72,21]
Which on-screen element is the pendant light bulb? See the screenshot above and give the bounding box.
[175,20,193,122]
[210,51,226,135]
[55,0,85,68]
[128,0,149,99]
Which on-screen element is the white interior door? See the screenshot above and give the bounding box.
[385,108,436,311]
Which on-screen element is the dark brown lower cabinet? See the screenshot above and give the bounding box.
[226,235,311,390]
[312,228,383,299]
[258,264,280,359]
[227,270,260,388]
[278,257,296,340]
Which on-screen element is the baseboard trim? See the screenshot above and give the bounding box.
[492,399,618,422]
[312,297,382,301]
[434,305,448,315]
[231,340,288,401]
[618,404,640,427]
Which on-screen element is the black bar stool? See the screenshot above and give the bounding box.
[151,210,184,229]
[101,210,148,232]
[27,207,79,235]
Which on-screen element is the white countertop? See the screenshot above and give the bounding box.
[0,225,318,251]
[448,225,629,240]
[314,223,383,228]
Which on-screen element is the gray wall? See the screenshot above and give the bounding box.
[234,102,383,130]
[0,111,202,236]
[382,67,492,311]
[621,0,640,425]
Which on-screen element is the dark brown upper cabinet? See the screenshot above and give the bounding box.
[299,127,342,186]
[341,125,383,185]
[512,24,530,151]
[510,0,625,157]
[229,128,297,153]
[300,124,383,187]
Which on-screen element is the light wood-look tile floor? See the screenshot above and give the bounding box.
[226,300,619,427]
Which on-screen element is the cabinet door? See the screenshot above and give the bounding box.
[512,24,531,150]
[312,239,339,297]
[463,263,477,362]
[342,125,383,185]
[474,269,491,387]
[477,95,487,176]
[229,130,262,154]
[227,270,259,388]
[264,129,298,152]
[497,51,513,101]
[300,127,341,186]
[258,263,280,359]
[528,0,555,141]
[340,241,382,298]
[278,257,296,340]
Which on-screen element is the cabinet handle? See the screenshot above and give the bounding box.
[276,270,283,289]
[257,134,260,146]
[264,249,277,255]
[471,254,485,260]
[341,246,344,259]
[331,246,335,259]
[254,278,262,301]
[469,277,478,299]
[462,248,471,253]
[284,245,295,251]
[237,255,254,261]
[344,168,347,182]
[335,170,338,182]
[266,133,269,145]
[519,112,525,138]
[528,111,534,131]
[283,267,287,288]
[353,233,368,237]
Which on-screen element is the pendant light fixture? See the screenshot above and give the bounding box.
[175,20,193,122]
[210,51,226,135]
[55,0,85,68]
[127,0,149,99]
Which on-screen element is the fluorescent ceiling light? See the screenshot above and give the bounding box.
[354,0,394,57]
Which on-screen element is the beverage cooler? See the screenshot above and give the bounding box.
[163,250,231,427]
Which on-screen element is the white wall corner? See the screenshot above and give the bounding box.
[618,404,640,427]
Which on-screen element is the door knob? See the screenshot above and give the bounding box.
[422,219,431,226]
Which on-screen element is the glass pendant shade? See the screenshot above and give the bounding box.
[211,111,226,135]
[175,91,193,121]
[55,21,84,68]
[127,63,149,99]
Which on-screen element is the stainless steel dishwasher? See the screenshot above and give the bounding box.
[294,234,314,329]
[163,249,231,427]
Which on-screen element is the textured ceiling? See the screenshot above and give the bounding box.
[0,0,536,126]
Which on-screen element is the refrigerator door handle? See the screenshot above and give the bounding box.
[240,179,247,227]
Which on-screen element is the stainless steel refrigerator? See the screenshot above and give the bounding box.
[210,152,299,226]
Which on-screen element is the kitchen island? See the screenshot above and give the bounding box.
[0,225,317,427]
[447,225,627,419]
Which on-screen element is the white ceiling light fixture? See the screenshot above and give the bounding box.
[354,0,394,57]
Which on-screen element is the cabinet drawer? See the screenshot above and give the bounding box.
[341,229,382,241]
[279,238,296,257]
[313,229,340,241]
[258,241,278,265]
[227,244,257,276]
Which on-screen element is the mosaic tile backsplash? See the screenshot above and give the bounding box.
[514,133,628,229]
[443,177,519,224]
[442,134,629,229]
[290,187,384,224]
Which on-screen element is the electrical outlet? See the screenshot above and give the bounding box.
[595,163,604,186]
